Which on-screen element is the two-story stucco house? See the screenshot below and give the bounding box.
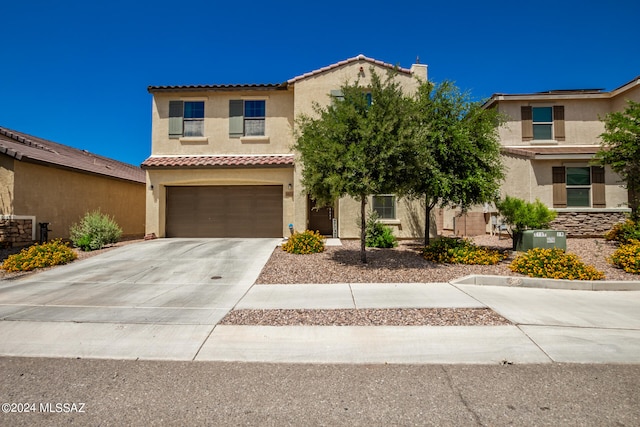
[485,76,640,236]
[142,55,427,239]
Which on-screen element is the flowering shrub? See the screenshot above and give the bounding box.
[422,237,507,265]
[282,230,325,254]
[609,239,640,274]
[604,219,640,244]
[510,248,604,280]
[2,239,77,272]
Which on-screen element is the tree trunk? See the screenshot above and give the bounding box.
[424,195,431,246]
[424,196,437,246]
[360,196,367,263]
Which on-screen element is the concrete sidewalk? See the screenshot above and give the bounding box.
[0,238,639,364]
[198,282,640,364]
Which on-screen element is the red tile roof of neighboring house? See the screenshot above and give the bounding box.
[287,54,413,84]
[502,146,601,159]
[141,154,295,168]
[0,126,146,184]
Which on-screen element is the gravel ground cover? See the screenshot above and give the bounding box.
[220,308,511,326]
[256,235,639,284]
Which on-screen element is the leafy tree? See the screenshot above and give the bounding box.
[294,69,412,263]
[403,81,505,245]
[595,100,640,220]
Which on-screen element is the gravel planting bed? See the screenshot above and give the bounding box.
[256,235,639,284]
[220,308,511,326]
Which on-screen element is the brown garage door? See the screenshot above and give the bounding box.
[166,185,283,237]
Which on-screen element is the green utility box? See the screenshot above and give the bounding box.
[516,230,567,252]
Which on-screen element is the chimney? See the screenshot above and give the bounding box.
[410,59,428,82]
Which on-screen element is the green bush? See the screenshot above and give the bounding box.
[609,239,640,274]
[495,195,557,233]
[365,212,397,248]
[422,237,506,265]
[510,247,604,280]
[2,239,77,272]
[282,230,325,254]
[604,219,640,244]
[70,210,122,251]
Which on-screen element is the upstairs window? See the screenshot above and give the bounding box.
[330,89,372,106]
[229,100,266,137]
[521,106,565,142]
[169,101,204,138]
[372,195,396,219]
[532,107,553,140]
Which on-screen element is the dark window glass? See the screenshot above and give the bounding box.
[184,101,204,119]
[373,195,396,219]
[245,100,265,118]
[532,107,552,122]
[567,167,591,186]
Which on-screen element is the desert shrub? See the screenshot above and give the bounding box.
[495,196,557,234]
[510,248,604,280]
[70,210,122,251]
[365,212,397,248]
[609,240,640,274]
[2,239,77,272]
[604,219,640,244]
[423,237,507,265]
[282,230,325,254]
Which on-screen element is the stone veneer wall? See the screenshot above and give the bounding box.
[550,211,628,237]
[0,219,34,246]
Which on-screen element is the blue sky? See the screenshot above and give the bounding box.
[1,0,638,167]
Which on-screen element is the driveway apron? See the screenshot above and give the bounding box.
[0,238,279,360]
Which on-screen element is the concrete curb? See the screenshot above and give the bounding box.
[451,274,640,291]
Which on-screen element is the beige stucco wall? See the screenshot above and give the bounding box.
[12,161,145,240]
[291,60,427,239]
[145,167,295,238]
[610,84,640,112]
[499,155,629,209]
[497,98,611,146]
[0,155,15,215]
[150,89,295,156]
[335,196,425,239]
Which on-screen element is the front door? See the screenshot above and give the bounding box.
[308,196,334,236]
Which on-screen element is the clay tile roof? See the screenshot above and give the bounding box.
[0,126,145,184]
[141,154,295,169]
[147,83,287,93]
[287,54,412,84]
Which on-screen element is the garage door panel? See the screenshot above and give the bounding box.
[166,186,282,238]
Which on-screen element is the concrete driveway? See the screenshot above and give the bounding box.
[0,238,280,359]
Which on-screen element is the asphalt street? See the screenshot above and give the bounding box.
[1,358,638,426]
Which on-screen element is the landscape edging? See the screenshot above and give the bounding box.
[451,275,640,291]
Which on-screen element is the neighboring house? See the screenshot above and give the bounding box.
[143,55,428,239]
[0,126,146,245]
[483,75,640,236]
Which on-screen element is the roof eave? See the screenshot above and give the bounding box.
[147,83,289,93]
